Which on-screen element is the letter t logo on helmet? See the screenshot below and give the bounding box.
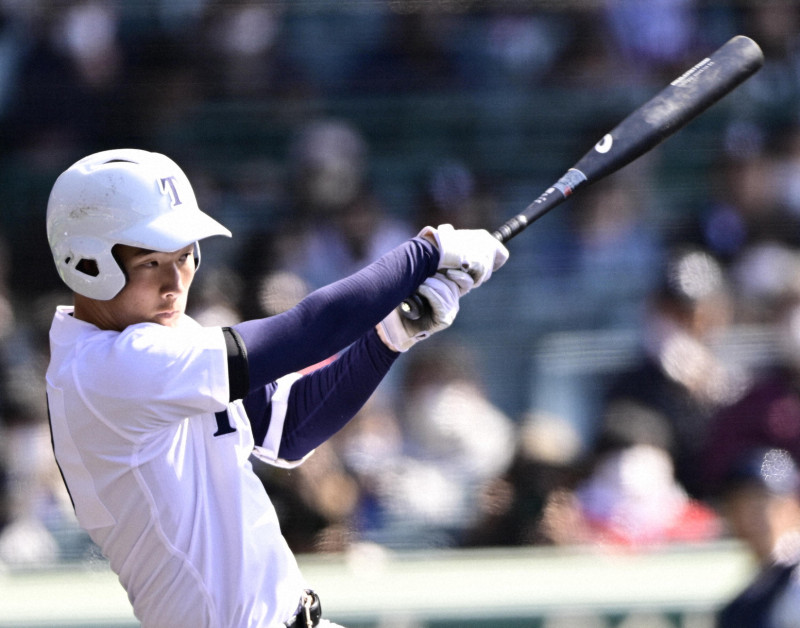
[46,149,231,300]
[159,176,183,207]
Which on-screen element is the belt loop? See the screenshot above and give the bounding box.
[284,589,321,628]
[301,591,314,628]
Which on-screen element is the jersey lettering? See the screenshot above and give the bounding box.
[213,410,237,437]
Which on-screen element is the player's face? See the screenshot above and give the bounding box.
[102,244,197,330]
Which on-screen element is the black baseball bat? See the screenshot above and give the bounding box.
[401,34,764,320]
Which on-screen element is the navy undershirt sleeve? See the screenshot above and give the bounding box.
[244,328,398,461]
[232,236,438,391]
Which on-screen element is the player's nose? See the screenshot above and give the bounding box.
[160,262,187,296]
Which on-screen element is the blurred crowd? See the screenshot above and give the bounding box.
[2,6,800,618]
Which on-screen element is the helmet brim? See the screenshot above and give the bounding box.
[113,205,232,252]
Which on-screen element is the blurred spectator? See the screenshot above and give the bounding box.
[539,400,721,550]
[685,137,800,268]
[731,241,800,325]
[286,118,412,289]
[0,287,77,566]
[469,10,570,90]
[231,229,309,322]
[543,6,646,89]
[0,232,53,564]
[739,0,800,62]
[736,0,800,123]
[324,393,404,551]
[250,439,362,555]
[462,411,582,548]
[413,159,501,230]
[519,169,664,336]
[702,291,800,497]
[715,448,800,628]
[346,11,461,95]
[603,247,749,498]
[602,0,703,85]
[564,172,665,329]
[0,4,31,120]
[0,415,61,565]
[289,118,369,221]
[4,1,132,154]
[0,3,150,301]
[278,3,387,96]
[192,3,310,102]
[186,265,243,327]
[774,123,800,226]
[335,339,516,549]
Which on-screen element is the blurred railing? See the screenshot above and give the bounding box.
[0,542,754,628]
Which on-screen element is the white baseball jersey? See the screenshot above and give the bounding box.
[46,306,306,628]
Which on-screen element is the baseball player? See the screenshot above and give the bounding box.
[44,149,508,627]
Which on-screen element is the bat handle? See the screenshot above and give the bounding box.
[399,185,565,320]
[492,216,526,243]
[399,229,508,322]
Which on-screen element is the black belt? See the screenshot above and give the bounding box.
[284,590,322,628]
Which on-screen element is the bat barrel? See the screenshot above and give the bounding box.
[573,35,764,183]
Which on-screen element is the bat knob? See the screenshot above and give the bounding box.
[400,294,427,321]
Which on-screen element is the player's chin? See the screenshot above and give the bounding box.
[152,309,184,327]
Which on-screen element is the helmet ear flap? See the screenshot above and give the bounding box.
[54,235,126,300]
[193,241,201,270]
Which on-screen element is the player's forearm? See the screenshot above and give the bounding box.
[232,237,438,390]
[275,328,397,460]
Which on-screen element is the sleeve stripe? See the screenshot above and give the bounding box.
[260,372,302,459]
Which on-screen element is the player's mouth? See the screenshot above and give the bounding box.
[154,309,181,324]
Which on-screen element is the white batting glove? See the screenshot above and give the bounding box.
[377,270,473,352]
[419,224,509,288]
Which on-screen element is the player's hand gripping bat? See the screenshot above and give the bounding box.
[401,34,764,320]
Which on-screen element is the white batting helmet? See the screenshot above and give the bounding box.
[46,149,231,300]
